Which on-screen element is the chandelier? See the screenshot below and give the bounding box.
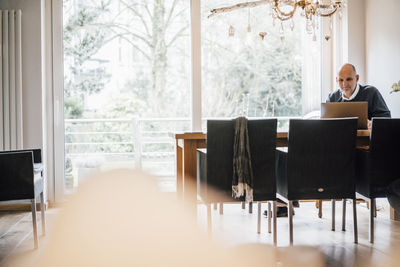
[208,0,344,41]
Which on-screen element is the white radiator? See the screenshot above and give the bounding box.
[0,10,23,150]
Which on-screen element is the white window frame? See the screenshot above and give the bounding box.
[191,0,202,131]
[44,0,65,203]
[321,8,348,101]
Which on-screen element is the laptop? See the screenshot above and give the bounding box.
[321,102,368,129]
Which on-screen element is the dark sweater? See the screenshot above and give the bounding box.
[327,84,391,120]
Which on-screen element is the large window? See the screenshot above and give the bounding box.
[202,1,321,129]
[63,0,190,193]
[60,0,324,196]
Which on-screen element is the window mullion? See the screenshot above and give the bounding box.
[190,0,202,131]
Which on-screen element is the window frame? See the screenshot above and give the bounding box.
[48,0,346,202]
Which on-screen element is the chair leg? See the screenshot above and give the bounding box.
[268,201,272,234]
[366,199,377,218]
[288,200,293,245]
[31,199,38,249]
[342,199,346,231]
[213,203,217,210]
[273,201,277,246]
[219,203,223,215]
[318,200,322,218]
[40,192,46,236]
[331,199,336,231]
[257,202,261,234]
[353,198,358,244]
[241,202,245,209]
[248,201,253,214]
[369,198,375,243]
[207,204,212,236]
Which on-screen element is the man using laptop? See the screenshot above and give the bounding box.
[265,63,391,218]
[327,63,391,128]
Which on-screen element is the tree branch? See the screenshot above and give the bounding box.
[165,0,179,27]
[108,23,153,48]
[119,0,151,37]
[144,3,153,22]
[165,7,187,29]
[167,25,188,47]
[112,31,151,61]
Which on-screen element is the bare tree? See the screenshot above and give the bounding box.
[109,0,189,115]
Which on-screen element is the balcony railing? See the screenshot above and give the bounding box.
[64,117,191,191]
[64,116,299,191]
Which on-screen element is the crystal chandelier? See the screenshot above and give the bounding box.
[208,0,344,41]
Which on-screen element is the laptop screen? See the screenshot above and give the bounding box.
[321,102,368,129]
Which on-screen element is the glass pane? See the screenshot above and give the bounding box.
[63,0,190,193]
[201,1,321,130]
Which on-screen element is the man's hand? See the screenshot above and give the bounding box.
[368,120,372,130]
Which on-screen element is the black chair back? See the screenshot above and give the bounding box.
[285,118,358,200]
[201,119,277,202]
[248,120,277,200]
[0,151,35,201]
[205,120,234,201]
[357,118,400,197]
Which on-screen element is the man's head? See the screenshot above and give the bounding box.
[337,63,359,99]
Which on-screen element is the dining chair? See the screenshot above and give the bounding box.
[197,119,278,244]
[276,118,358,245]
[0,149,46,249]
[355,118,400,243]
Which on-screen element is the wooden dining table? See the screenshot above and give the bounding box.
[173,130,399,220]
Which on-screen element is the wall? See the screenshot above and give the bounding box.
[365,0,400,117]
[346,0,366,84]
[0,0,43,148]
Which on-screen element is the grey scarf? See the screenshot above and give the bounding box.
[232,117,254,202]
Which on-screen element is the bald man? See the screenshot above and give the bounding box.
[327,64,391,127]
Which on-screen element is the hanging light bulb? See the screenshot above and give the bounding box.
[246,27,253,46]
[300,8,306,17]
[324,16,333,41]
[259,32,267,40]
[279,22,285,41]
[311,18,317,41]
[247,7,251,33]
[306,18,313,34]
[290,19,294,31]
[228,25,235,37]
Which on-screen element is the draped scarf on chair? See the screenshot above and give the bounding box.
[232,117,254,202]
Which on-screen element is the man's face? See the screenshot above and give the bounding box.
[336,65,359,98]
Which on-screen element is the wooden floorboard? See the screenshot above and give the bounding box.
[1,199,399,266]
[0,209,55,267]
[0,212,27,237]
[0,211,33,265]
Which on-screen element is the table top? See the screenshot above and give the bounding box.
[173,132,206,139]
[173,130,370,140]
